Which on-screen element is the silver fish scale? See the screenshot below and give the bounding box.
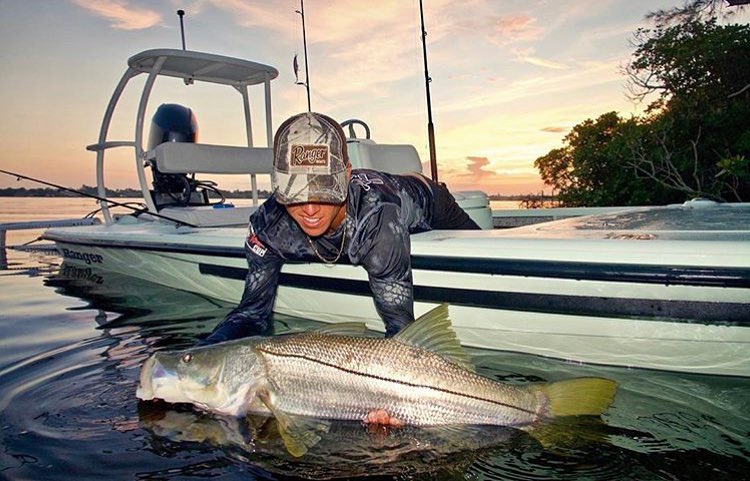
[254,333,542,426]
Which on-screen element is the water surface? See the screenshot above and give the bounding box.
[0,199,748,480]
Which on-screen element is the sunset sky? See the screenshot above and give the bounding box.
[1,1,747,195]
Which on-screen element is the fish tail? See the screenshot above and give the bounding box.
[540,377,617,418]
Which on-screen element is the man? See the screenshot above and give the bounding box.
[203,111,479,344]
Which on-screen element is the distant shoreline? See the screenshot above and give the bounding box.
[0,187,553,202]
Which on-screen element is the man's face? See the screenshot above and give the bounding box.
[285,201,346,237]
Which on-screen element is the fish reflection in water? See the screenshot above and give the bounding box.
[137,401,620,480]
[138,400,517,479]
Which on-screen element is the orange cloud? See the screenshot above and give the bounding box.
[541,126,568,133]
[491,15,543,42]
[72,0,161,30]
[437,157,546,195]
[431,156,495,191]
[464,156,493,178]
[448,14,543,45]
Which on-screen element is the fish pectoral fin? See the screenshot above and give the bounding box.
[258,391,329,457]
[276,412,329,458]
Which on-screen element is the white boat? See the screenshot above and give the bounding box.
[42,48,750,377]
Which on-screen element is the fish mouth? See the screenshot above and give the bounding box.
[136,355,156,400]
[136,355,176,401]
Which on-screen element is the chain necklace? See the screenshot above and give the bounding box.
[307,220,347,264]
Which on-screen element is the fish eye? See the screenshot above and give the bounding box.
[182,353,193,364]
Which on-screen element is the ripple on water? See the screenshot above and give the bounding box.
[1,332,139,437]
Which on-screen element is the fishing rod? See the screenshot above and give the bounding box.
[419,0,438,183]
[0,169,198,228]
[295,0,312,112]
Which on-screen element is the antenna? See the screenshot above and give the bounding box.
[419,0,438,182]
[177,10,193,85]
[295,0,312,112]
[177,10,187,50]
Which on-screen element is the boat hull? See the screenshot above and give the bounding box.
[44,217,750,377]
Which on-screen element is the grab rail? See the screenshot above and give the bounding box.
[0,218,100,269]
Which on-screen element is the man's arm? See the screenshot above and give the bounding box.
[357,205,415,336]
[201,244,283,344]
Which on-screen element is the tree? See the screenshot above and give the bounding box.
[536,13,750,205]
[534,112,671,206]
[645,0,746,29]
[625,18,750,201]
[626,18,750,107]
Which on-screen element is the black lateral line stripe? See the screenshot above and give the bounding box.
[47,236,750,288]
[256,347,537,416]
[198,264,750,325]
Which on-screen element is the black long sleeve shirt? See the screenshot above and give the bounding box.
[204,169,439,343]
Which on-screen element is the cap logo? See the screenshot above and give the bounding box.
[290,144,329,167]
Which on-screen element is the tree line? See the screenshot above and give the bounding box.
[534,1,749,206]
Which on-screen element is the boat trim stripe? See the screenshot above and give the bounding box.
[199,264,750,325]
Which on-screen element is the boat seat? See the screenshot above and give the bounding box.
[142,143,272,227]
[346,140,423,174]
[347,140,493,229]
[147,142,273,174]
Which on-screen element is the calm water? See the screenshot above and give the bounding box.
[1,198,749,480]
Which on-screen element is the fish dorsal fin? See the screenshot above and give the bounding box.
[313,322,368,337]
[394,304,474,372]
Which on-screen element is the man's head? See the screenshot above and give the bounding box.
[272,112,351,237]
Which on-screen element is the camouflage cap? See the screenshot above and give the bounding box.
[272,112,350,205]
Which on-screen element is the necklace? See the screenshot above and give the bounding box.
[307,221,347,264]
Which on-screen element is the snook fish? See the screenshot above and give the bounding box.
[137,305,617,456]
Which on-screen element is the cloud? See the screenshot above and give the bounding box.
[541,126,568,133]
[71,0,161,30]
[203,0,447,42]
[444,156,500,186]
[200,0,441,101]
[521,56,568,70]
[490,15,543,43]
[465,156,493,177]
[197,0,296,33]
[438,57,624,115]
[448,14,544,46]
[436,155,545,195]
[192,2,546,109]
[510,46,568,70]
